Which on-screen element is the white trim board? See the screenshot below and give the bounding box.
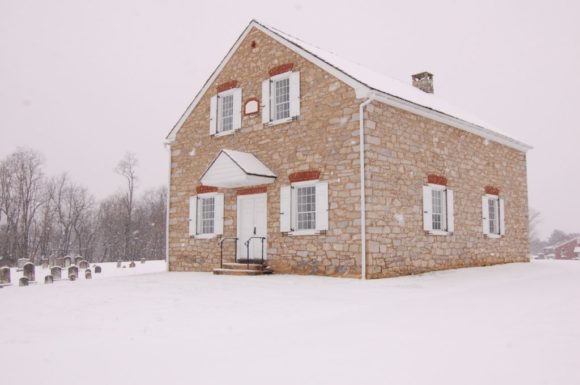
[165,20,531,153]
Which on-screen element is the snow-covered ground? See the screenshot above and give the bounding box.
[1,260,579,385]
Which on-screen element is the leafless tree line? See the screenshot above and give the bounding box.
[0,148,166,266]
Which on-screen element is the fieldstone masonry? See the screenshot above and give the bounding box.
[167,26,529,279]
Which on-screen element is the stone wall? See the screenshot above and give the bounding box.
[363,102,529,278]
[168,26,530,279]
[168,27,363,277]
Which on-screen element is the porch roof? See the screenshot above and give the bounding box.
[200,149,276,188]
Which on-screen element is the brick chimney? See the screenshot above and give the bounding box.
[412,72,434,94]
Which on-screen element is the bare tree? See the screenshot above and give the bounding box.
[115,153,138,261]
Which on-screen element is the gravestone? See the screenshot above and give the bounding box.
[85,269,92,279]
[116,260,122,268]
[69,274,77,281]
[68,265,79,280]
[41,260,49,269]
[50,266,62,280]
[23,262,35,282]
[74,256,84,265]
[140,258,146,264]
[17,258,30,269]
[78,260,89,269]
[0,266,11,285]
[19,277,29,286]
[48,255,56,266]
[63,256,72,268]
[129,261,136,268]
[44,275,54,284]
[94,265,102,273]
[55,257,65,268]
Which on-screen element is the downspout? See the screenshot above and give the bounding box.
[359,95,374,280]
[164,141,172,272]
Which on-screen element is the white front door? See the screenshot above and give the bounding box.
[237,193,267,262]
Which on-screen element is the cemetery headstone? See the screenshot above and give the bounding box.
[41,260,49,269]
[63,256,72,268]
[23,262,35,282]
[78,260,89,269]
[85,269,92,279]
[55,257,65,268]
[0,266,10,285]
[50,266,62,280]
[17,258,30,269]
[19,277,29,286]
[116,260,122,268]
[44,275,54,284]
[94,265,102,273]
[69,274,77,281]
[129,261,136,268]
[68,265,79,280]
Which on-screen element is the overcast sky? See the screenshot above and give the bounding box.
[1,0,578,239]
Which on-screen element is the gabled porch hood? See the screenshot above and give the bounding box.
[200,149,277,188]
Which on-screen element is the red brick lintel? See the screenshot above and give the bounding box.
[216,80,239,93]
[196,185,218,194]
[289,170,321,183]
[485,185,500,195]
[268,63,294,77]
[237,186,268,195]
[427,174,448,186]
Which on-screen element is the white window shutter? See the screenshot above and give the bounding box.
[422,186,432,232]
[482,197,490,235]
[261,79,270,123]
[499,198,506,236]
[289,72,301,118]
[209,95,218,135]
[446,189,454,233]
[189,196,197,236]
[214,193,224,235]
[315,181,329,231]
[232,88,242,130]
[280,186,291,232]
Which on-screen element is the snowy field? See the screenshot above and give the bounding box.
[1,260,579,385]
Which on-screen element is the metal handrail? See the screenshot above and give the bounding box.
[243,236,267,269]
[218,237,238,268]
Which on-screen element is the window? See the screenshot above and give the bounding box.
[280,181,328,234]
[296,185,316,230]
[189,193,224,238]
[209,89,242,136]
[422,184,454,234]
[218,94,234,133]
[199,196,215,234]
[261,72,300,124]
[272,77,290,120]
[482,195,504,237]
[431,189,447,231]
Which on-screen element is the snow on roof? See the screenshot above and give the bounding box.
[166,20,532,152]
[258,21,531,151]
[222,149,276,177]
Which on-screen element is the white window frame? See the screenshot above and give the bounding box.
[210,88,242,137]
[270,73,292,124]
[280,180,328,236]
[216,89,235,135]
[423,184,454,236]
[483,194,504,238]
[190,192,223,239]
[262,71,300,126]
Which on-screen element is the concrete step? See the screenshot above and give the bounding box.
[213,268,272,276]
[222,262,268,271]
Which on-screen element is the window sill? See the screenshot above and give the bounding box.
[264,116,296,127]
[288,229,321,236]
[485,233,502,239]
[192,233,219,239]
[213,129,238,138]
[427,230,452,236]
